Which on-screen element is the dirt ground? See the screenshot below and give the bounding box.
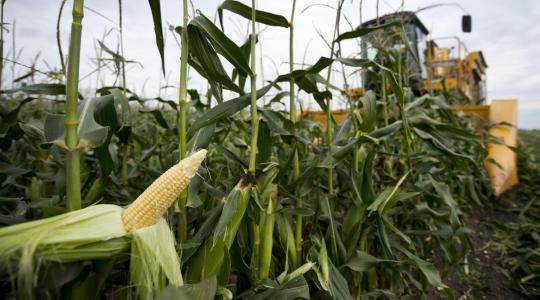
[428,182,535,300]
[429,130,540,299]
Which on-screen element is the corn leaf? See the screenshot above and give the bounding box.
[335,21,401,42]
[191,14,252,77]
[188,83,273,135]
[1,83,68,96]
[156,277,217,300]
[186,24,240,93]
[146,0,166,76]
[246,276,310,300]
[218,0,289,28]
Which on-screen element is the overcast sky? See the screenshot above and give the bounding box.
[4,0,540,128]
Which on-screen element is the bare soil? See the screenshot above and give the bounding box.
[429,187,529,300]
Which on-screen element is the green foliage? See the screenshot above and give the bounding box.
[0,1,497,299]
[493,132,540,297]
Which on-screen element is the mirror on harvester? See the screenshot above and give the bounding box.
[462,15,472,32]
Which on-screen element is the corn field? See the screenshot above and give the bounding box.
[0,0,538,299]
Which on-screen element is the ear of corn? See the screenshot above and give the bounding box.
[0,204,126,299]
[122,149,207,231]
[258,195,275,280]
[276,213,298,270]
[0,149,207,298]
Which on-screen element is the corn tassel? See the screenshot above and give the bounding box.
[122,149,207,231]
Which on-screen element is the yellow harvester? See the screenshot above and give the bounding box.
[301,11,518,195]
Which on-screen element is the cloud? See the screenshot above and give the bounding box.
[4,0,539,128]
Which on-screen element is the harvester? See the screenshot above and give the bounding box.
[302,10,518,195]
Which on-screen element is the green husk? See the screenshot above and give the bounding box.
[258,197,275,280]
[276,214,298,269]
[131,218,183,300]
[0,204,183,298]
[0,205,125,298]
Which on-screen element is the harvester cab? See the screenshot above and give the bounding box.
[357,11,487,104]
[357,11,428,97]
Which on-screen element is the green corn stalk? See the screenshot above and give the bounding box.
[381,68,389,126]
[325,0,344,196]
[118,0,130,186]
[177,0,189,242]
[289,0,303,268]
[118,0,127,97]
[64,0,85,211]
[0,0,5,89]
[248,0,258,175]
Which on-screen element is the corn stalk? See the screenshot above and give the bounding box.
[288,0,303,268]
[0,0,5,89]
[177,0,189,242]
[248,0,258,175]
[65,0,85,211]
[117,0,131,186]
[325,0,345,196]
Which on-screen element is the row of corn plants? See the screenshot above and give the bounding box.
[0,0,492,298]
[491,136,540,297]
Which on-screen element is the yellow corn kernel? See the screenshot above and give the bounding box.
[122,149,207,232]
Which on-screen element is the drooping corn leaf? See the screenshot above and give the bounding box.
[328,263,353,300]
[1,83,69,96]
[92,92,118,176]
[276,57,333,82]
[0,97,36,135]
[140,110,171,129]
[335,21,401,42]
[370,121,403,139]
[191,14,251,77]
[186,124,216,153]
[188,83,273,135]
[218,0,289,28]
[186,24,240,93]
[396,245,449,289]
[147,0,166,76]
[346,250,390,273]
[43,95,114,150]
